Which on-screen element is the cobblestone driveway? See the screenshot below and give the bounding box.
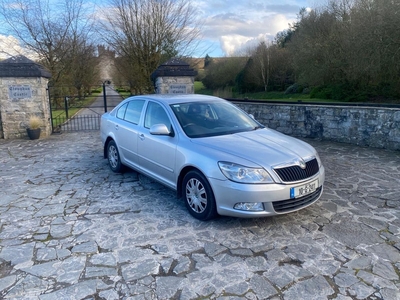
[0,132,399,299]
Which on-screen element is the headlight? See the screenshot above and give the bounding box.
[218,162,274,183]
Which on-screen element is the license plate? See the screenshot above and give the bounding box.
[290,179,318,199]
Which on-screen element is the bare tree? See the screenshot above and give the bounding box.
[252,41,270,92]
[64,38,100,98]
[99,0,203,93]
[236,42,294,93]
[0,0,96,88]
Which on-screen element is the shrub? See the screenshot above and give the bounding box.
[310,86,331,99]
[285,83,304,94]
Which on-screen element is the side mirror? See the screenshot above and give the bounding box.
[150,124,172,136]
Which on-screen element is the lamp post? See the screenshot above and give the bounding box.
[102,80,111,113]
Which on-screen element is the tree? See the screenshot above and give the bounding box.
[0,0,94,83]
[204,54,213,68]
[253,42,270,92]
[275,29,295,48]
[287,8,341,87]
[202,57,247,91]
[285,0,400,101]
[347,0,400,96]
[64,38,99,97]
[99,0,202,93]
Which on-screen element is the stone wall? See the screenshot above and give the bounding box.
[234,102,400,150]
[0,56,52,139]
[0,76,51,139]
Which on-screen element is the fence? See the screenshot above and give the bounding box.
[52,114,101,133]
[49,84,127,133]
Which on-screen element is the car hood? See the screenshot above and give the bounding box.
[191,128,315,168]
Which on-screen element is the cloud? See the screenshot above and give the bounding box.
[197,0,305,56]
[220,34,250,56]
[203,12,295,56]
[0,0,311,58]
[0,34,37,60]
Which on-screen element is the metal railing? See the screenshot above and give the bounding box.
[52,114,101,133]
[49,84,126,133]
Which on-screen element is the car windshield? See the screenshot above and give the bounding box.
[170,101,263,138]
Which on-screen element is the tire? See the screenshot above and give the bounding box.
[106,140,124,173]
[182,170,217,221]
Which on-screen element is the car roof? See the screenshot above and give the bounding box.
[124,94,225,105]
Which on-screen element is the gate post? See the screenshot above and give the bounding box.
[0,55,52,139]
[64,97,69,119]
[102,80,111,113]
[151,58,197,94]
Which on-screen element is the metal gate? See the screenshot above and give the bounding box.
[49,83,127,133]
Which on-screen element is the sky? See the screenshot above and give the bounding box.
[192,0,313,57]
[0,0,315,59]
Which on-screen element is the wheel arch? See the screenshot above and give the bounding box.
[177,166,204,199]
[103,136,115,158]
[179,166,218,220]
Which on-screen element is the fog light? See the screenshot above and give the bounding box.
[234,202,264,211]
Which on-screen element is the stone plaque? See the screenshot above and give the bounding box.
[8,85,32,99]
[169,84,187,94]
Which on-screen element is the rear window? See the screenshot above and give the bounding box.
[124,100,145,124]
[116,103,127,119]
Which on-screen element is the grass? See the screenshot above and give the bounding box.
[236,91,341,103]
[51,92,101,127]
[112,81,345,104]
[114,87,133,98]
[194,81,340,103]
[119,91,132,98]
[194,81,213,95]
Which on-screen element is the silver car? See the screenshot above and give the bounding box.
[100,94,325,220]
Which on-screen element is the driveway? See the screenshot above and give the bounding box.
[60,86,124,132]
[0,132,399,299]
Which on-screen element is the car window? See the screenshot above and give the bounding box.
[124,100,145,124]
[144,102,171,129]
[171,101,262,138]
[116,103,127,119]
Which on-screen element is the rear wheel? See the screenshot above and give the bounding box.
[182,170,217,221]
[107,140,123,173]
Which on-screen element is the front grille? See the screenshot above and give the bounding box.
[273,186,322,213]
[274,158,319,182]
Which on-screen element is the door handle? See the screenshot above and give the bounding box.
[115,125,119,130]
[139,133,145,140]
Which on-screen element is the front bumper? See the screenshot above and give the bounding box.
[209,165,325,218]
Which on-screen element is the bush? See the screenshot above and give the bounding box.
[285,83,304,94]
[310,84,353,101]
[310,86,331,99]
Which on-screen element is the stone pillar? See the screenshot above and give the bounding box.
[151,58,197,94]
[0,55,52,139]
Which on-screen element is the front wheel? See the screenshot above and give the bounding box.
[182,170,217,221]
[106,140,124,173]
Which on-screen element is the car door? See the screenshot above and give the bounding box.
[115,99,145,166]
[136,101,178,189]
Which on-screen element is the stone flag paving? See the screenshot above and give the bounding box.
[0,131,399,299]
